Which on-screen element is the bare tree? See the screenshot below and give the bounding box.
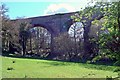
[54,33,76,61]
[68,22,84,54]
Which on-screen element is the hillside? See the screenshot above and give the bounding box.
[1,56,119,78]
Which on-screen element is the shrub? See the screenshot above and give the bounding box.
[24,75,27,78]
[114,60,120,66]
[114,67,120,72]
[86,60,91,64]
[106,76,112,80]
[92,55,101,62]
[12,60,16,63]
[118,72,120,78]
[7,67,14,70]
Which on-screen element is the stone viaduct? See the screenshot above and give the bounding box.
[16,11,102,37]
[12,11,103,58]
[28,11,78,36]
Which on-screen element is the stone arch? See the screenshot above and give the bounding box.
[63,19,84,34]
[68,22,84,37]
[31,24,55,36]
[29,23,56,58]
[61,19,74,32]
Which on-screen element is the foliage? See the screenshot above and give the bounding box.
[18,20,31,56]
[96,2,120,63]
[114,60,120,66]
[114,67,120,72]
[7,67,14,70]
[1,3,10,52]
[72,1,120,63]
[1,3,19,54]
[1,4,23,55]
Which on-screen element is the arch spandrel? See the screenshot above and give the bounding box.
[30,24,57,36]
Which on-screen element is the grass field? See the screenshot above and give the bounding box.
[1,56,119,78]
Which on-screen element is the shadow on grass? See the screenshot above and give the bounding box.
[2,53,71,66]
[39,61,70,66]
[2,53,118,71]
[2,53,50,61]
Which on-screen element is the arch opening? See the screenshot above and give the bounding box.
[67,22,84,54]
[26,25,52,58]
[68,22,84,42]
[53,21,85,61]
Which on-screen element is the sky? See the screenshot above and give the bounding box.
[3,0,91,19]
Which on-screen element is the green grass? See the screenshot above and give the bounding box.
[1,56,119,78]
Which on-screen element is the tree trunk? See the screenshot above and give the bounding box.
[30,33,32,53]
[74,23,77,54]
[22,37,26,56]
[36,27,39,54]
[83,21,92,60]
[48,34,56,59]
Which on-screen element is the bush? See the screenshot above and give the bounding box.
[7,67,14,70]
[24,75,27,78]
[92,55,101,62]
[12,60,16,63]
[114,60,120,66]
[114,67,120,72]
[118,72,120,78]
[106,76,112,80]
[86,60,91,64]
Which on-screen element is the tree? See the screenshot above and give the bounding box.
[71,4,104,61]
[70,1,120,63]
[19,21,30,56]
[68,22,84,54]
[97,2,120,65]
[54,33,78,61]
[1,3,9,52]
[86,2,120,64]
[28,29,32,54]
[1,3,22,55]
[1,3,16,53]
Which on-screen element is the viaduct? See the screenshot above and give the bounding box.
[12,11,103,58]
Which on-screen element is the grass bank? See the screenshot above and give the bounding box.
[1,56,119,78]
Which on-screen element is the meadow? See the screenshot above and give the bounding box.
[1,56,119,79]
